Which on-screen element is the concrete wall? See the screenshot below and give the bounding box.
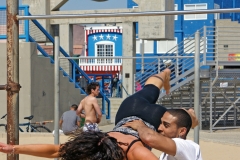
[0,44,7,120]
[215,19,240,62]
[0,42,85,131]
[136,0,174,40]
[22,0,51,42]
[122,22,136,97]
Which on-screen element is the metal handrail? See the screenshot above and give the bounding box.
[118,81,130,97]
[29,14,111,119]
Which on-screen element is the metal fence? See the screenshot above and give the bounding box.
[206,70,240,131]
[0,5,29,41]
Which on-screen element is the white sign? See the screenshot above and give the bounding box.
[220,82,228,88]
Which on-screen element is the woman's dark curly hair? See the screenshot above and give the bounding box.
[59,130,127,160]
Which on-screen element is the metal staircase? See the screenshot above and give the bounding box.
[135,27,210,95]
[28,15,111,120]
[136,24,240,130]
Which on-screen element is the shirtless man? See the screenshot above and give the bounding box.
[77,82,102,131]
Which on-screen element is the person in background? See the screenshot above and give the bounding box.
[135,80,142,92]
[111,75,119,97]
[77,82,102,132]
[59,104,80,135]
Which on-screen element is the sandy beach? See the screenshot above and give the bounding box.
[0,124,240,160]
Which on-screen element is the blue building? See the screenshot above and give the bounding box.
[81,26,123,76]
[128,0,219,71]
[81,0,239,76]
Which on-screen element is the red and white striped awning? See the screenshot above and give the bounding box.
[86,28,123,36]
[80,65,122,71]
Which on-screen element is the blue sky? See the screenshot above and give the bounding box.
[0,0,127,10]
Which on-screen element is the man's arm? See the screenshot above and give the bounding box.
[0,143,60,158]
[77,121,80,127]
[183,108,199,128]
[92,97,102,123]
[76,116,81,127]
[124,120,177,156]
[59,120,63,128]
[59,115,63,128]
[76,101,83,116]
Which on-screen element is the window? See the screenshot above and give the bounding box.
[136,39,154,54]
[184,4,207,20]
[175,4,178,20]
[157,38,177,53]
[95,42,114,64]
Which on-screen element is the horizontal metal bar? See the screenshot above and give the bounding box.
[217,26,240,28]
[206,61,240,65]
[59,56,194,59]
[212,126,240,130]
[0,85,7,90]
[17,8,240,20]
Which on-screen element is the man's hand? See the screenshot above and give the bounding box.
[80,113,86,118]
[0,143,14,154]
[96,118,101,124]
[123,120,146,131]
[183,108,199,129]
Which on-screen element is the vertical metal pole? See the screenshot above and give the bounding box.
[234,83,236,126]
[140,39,144,74]
[7,0,19,160]
[133,74,136,93]
[194,31,200,144]
[223,90,226,127]
[190,85,192,108]
[210,76,213,132]
[176,46,179,77]
[199,81,202,130]
[72,63,76,83]
[204,101,207,127]
[158,58,161,73]
[233,0,236,21]
[54,36,60,156]
[180,91,182,108]
[214,95,216,123]
[203,26,207,65]
[215,27,219,78]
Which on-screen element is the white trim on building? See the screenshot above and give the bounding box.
[184,3,208,20]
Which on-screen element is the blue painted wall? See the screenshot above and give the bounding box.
[215,0,240,22]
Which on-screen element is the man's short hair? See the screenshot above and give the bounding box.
[86,82,100,94]
[167,109,192,136]
[71,104,78,111]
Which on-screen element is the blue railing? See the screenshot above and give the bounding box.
[0,5,111,119]
[0,5,29,41]
[30,17,111,119]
